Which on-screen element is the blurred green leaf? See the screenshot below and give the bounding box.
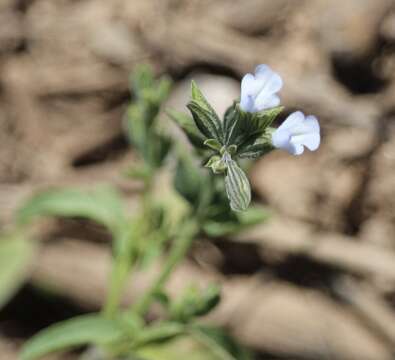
[135,326,251,360]
[174,153,203,205]
[190,325,253,360]
[0,233,36,309]
[133,322,185,348]
[134,336,222,360]
[17,186,127,237]
[131,64,155,97]
[167,109,206,149]
[20,314,126,360]
[125,104,149,150]
[170,284,221,322]
[125,65,173,169]
[203,206,268,237]
[236,205,269,225]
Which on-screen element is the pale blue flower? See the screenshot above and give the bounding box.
[240,64,283,113]
[272,111,320,155]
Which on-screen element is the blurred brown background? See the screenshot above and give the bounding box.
[1,0,395,359]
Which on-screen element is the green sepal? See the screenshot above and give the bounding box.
[204,139,222,152]
[238,144,273,158]
[224,157,251,212]
[227,144,238,155]
[250,105,283,132]
[228,105,283,148]
[204,156,227,174]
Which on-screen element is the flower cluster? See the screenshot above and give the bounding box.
[240,65,320,155]
[170,64,321,212]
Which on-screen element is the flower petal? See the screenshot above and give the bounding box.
[271,128,291,150]
[290,143,305,155]
[241,73,256,96]
[277,111,305,132]
[305,115,320,134]
[255,65,283,94]
[292,133,320,151]
[240,94,255,112]
[254,94,280,111]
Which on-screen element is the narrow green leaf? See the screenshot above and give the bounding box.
[17,186,126,237]
[223,103,237,145]
[191,81,222,126]
[187,101,222,141]
[0,233,35,309]
[20,314,125,360]
[190,81,223,141]
[224,158,251,212]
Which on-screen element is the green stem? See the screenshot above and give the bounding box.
[103,253,132,317]
[132,220,198,316]
[103,176,154,317]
